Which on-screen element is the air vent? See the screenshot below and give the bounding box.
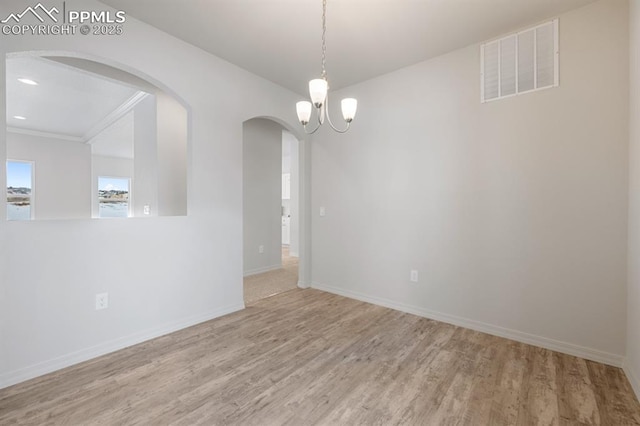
[481,19,559,103]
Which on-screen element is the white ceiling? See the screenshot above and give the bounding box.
[6,56,140,139]
[100,0,597,95]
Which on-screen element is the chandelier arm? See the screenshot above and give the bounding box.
[324,94,351,133]
[303,122,322,134]
[326,116,351,133]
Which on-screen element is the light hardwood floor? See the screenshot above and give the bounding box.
[243,246,298,305]
[1,289,639,425]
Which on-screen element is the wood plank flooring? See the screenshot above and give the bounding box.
[244,246,298,305]
[1,289,639,425]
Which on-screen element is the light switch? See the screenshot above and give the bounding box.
[320,207,326,217]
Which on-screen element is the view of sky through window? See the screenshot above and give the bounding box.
[6,160,33,221]
[7,161,32,189]
[98,176,130,218]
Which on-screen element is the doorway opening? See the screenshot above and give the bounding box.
[242,119,301,305]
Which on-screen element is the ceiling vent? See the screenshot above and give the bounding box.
[481,19,558,103]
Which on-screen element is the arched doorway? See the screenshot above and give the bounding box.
[242,117,309,305]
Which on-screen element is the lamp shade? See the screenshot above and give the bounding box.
[309,79,328,108]
[341,98,358,122]
[296,101,312,125]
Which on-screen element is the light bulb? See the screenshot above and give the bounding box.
[296,101,312,125]
[341,98,357,123]
[309,79,328,108]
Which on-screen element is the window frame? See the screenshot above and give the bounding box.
[6,159,35,221]
[97,175,132,219]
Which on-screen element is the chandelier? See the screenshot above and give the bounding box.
[295,0,357,134]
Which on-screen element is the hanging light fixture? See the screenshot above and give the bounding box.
[296,0,357,134]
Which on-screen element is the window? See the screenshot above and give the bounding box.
[6,160,34,221]
[98,177,130,218]
[481,19,558,102]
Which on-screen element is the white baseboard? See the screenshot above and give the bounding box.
[243,264,282,277]
[623,359,640,400]
[0,302,244,390]
[312,282,624,367]
[297,280,311,289]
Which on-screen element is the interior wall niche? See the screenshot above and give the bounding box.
[5,53,188,220]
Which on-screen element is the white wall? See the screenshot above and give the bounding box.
[311,0,629,365]
[90,110,134,160]
[132,94,158,218]
[626,0,640,399]
[0,0,304,388]
[91,94,179,219]
[7,132,91,220]
[284,131,300,257]
[243,118,283,275]
[157,92,187,216]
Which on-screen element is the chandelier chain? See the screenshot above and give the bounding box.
[321,0,327,80]
[295,0,356,134]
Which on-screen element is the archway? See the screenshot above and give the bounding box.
[5,50,190,220]
[242,116,309,305]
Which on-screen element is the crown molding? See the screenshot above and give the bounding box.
[7,92,148,145]
[6,127,84,143]
[85,91,148,143]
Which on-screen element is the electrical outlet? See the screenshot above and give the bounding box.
[259,245,264,254]
[410,270,418,283]
[319,207,326,217]
[143,205,150,215]
[96,293,109,310]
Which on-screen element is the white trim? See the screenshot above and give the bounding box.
[482,84,557,103]
[623,359,640,400]
[514,32,519,94]
[29,160,35,220]
[97,175,132,218]
[312,282,624,367]
[533,25,538,89]
[480,43,485,103]
[553,18,560,87]
[243,264,282,277]
[498,38,502,98]
[6,159,35,221]
[85,91,148,143]
[0,302,244,390]
[297,280,311,289]
[6,127,84,143]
